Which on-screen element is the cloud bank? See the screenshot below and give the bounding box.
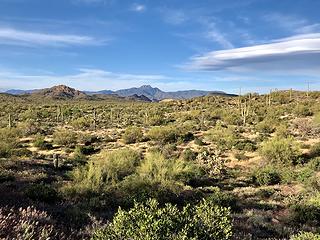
[185,33,320,74]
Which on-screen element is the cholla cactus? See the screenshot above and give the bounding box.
[196,149,226,177]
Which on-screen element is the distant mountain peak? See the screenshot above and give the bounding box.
[33,85,88,99]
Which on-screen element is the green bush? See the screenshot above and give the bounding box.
[0,128,19,157]
[33,134,52,150]
[259,136,301,165]
[307,157,320,171]
[25,184,59,203]
[252,165,281,186]
[122,126,143,144]
[52,129,77,147]
[91,198,232,240]
[0,170,15,183]
[294,104,312,117]
[290,232,320,240]
[291,192,320,223]
[206,125,238,150]
[147,125,178,144]
[137,151,198,185]
[309,143,320,158]
[66,148,141,194]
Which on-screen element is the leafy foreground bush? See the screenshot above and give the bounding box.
[259,136,301,165]
[91,198,232,240]
[290,232,320,240]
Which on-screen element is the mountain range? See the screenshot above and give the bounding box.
[4,85,235,101]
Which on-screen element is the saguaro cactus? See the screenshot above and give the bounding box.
[53,154,59,169]
[8,113,12,129]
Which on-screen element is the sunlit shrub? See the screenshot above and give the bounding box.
[122,126,143,144]
[259,136,301,165]
[91,198,232,240]
[52,129,77,147]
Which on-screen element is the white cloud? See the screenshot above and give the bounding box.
[131,3,146,13]
[184,33,320,74]
[0,27,104,47]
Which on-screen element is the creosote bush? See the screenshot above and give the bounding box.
[122,126,143,144]
[259,136,301,165]
[53,129,78,147]
[91,198,232,240]
[290,232,320,240]
[0,128,19,157]
[68,148,141,193]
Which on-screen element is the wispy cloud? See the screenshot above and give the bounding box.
[184,33,320,74]
[0,27,105,47]
[263,13,320,34]
[0,68,169,91]
[160,8,187,25]
[131,3,146,13]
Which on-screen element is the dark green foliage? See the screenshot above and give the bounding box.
[25,184,59,203]
[252,166,281,186]
[0,170,15,183]
[91,198,232,240]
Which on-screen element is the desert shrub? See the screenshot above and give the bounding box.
[78,133,98,145]
[275,124,290,138]
[206,125,238,150]
[147,125,179,144]
[294,104,312,117]
[91,198,232,240]
[67,148,141,194]
[256,120,276,134]
[290,192,320,223]
[196,150,226,177]
[194,137,204,146]
[25,184,59,203]
[0,128,19,157]
[259,136,301,165]
[206,187,238,212]
[290,232,320,240]
[18,120,42,136]
[234,139,256,151]
[71,116,91,130]
[53,129,77,147]
[0,206,59,240]
[307,157,320,171]
[313,112,320,126]
[122,126,143,144]
[252,165,281,186]
[309,142,320,158]
[0,170,15,183]
[178,131,194,143]
[33,134,52,150]
[180,148,197,161]
[296,167,315,184]
[137,151,199,185]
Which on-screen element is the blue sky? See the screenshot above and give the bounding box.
[0,0,320,93]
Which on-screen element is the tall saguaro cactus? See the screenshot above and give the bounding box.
[239,98,250,125]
